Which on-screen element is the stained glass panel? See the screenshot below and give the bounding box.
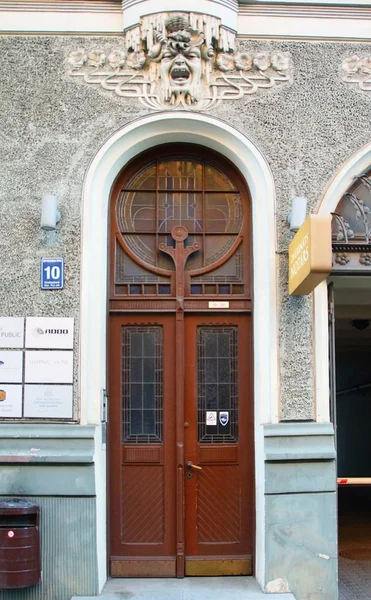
[122,326,163,443]
[197,327,238,443]
[158,161,202,190]
[114,155,245,289]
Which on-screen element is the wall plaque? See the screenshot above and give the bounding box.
[0,318,24,349]
[26,317,74,349]
[0,351,23,383]
[25,351,73,384]
[209,301,230,308]
[0,385,22,418]
[24,385,73,419]
[289,215,332,295]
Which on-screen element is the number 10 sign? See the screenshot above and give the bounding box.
[41,258,64,290]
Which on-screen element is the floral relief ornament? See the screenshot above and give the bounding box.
[342,55,371,91]
[66,13,292,110]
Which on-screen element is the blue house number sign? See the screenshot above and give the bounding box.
[41,258,64,290]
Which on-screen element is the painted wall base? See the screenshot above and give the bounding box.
[0,426,98,600]
[0,496,98,600]
[264,424,338,600]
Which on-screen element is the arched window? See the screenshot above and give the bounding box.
[332,169,371,271]
[109,144,251,308]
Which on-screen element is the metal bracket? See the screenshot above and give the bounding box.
[101,389,108,423]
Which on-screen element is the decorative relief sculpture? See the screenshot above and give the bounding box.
[342,55,371,91]
[334,253,350,266]
[331,173,371,271]
[359,253,371,266]
[67,13,291,110]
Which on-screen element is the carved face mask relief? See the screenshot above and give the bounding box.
[160,46,202,104]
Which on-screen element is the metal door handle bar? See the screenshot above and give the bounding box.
[186,461,202,471]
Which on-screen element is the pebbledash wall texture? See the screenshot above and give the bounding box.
[1,31,370,599]
[2,37,371,418]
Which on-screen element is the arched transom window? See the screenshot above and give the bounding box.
[109,145,251,311]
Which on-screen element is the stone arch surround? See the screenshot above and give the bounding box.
[314,141,371,423]
[79,112,278,589]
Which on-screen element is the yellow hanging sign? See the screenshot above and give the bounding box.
[289,215,332,295]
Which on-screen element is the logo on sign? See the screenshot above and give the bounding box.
[219,411,229,426]
[0,390,5,402]
[35,328,69,336]
[0,330,21,339]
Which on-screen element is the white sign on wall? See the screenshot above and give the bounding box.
[0,352,23,383]
[24,385,73,419]
[25,317,74,349]
[0,318,24,349]
[0,385,22,418]
[25,351,73,383]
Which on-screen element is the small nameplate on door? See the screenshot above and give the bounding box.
[208,301,229,308]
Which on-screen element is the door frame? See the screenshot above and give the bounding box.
[80,112,278,590]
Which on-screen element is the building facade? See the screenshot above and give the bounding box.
[1,1,371,598]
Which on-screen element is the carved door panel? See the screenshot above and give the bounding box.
[184,315,253,576]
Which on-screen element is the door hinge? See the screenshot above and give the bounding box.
[101,389,108,423]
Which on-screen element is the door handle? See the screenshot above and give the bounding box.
[186,461,203,471]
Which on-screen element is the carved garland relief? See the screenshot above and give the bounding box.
[67,13,291,110]
[342,55,371,91]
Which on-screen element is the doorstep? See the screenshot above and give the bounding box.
[72,576,295,600]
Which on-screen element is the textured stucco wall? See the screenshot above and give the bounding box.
[1,36,371,420]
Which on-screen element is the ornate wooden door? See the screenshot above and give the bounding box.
[108,145,254,578]
[184,314,253,575]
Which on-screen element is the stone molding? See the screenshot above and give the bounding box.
[264,423,336,461]
[0,424,96,463]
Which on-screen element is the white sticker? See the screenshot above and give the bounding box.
[24,385,73,419]
[0,385,23,418]
[0,318,24,349]
[25,318,74,349]
[0,352,23,383]
[25,351,73,383]
[219,411,229,426]
[206,411,217,426]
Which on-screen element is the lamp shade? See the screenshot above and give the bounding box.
[41,194,59,231]
[289,196,307,232]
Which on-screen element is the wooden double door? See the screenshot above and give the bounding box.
[108,312,254,578]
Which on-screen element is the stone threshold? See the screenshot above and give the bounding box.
[72,576,295,599]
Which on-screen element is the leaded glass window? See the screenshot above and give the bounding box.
[122,326,163,443]
[115,158,243,274]
[197,326,238,443]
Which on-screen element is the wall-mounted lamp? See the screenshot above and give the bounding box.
[287,196,307,233]
[40,194,60,231]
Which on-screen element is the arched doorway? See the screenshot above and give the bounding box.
[107,144,254,578]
